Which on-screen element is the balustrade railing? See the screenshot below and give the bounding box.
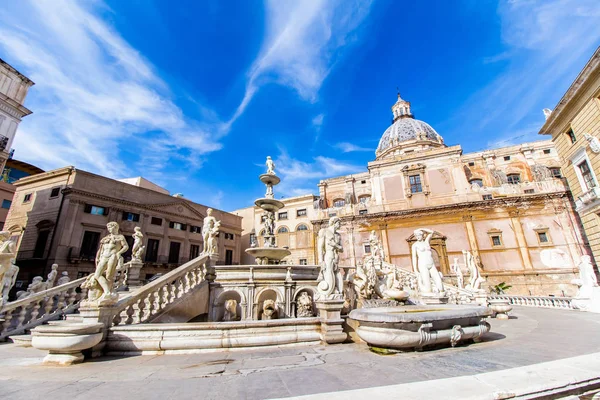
[490,295,574,309]
[111,253,210,326]
[0,277,88,340]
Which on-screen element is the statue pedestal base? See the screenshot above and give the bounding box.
[474,291,488,306]
[79,305,118,357]
[316,299,347,344]
[126,260,144,288]
[31,321,104,366]
[420,293,449,305]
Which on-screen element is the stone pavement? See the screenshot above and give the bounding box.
[1,307,600,400]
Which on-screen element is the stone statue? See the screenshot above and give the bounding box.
[296,292,313,317]
[1,261,18,305]
[206,220,221,255]
[369,230,385,260]
[532,164,552,181]
[317,217,344,297]
[131,227,145,262]
[491,169,508,186]
[584,133,600,154]
[222,299,240,321]
[202,208,218,254]
[17,276,46,300]
[56,271,70,286]
[46,264,59,288]
[82,222,129,306]
[0,231,16,287]
[463,250,485,291]
[263,212,275,247]
[451,257,464,289]
[411,228,444,294]
[261,299,278,319]
[572,255,600,312]
[250,234,258,248]
[266,156,276,175]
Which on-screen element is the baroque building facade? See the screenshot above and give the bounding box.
[539,47,600,268]
[5,167,243,285]
[239,95,589,296]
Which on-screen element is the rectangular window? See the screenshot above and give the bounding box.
[550,168,562,178]
[225,249,233,265]
[503,156,511,161]
[296,209,307,217]
[50,187,60,198]
[190,225,201,234]
[151,217,163,226]
[361,180,367,184]
[507,174,521,184]
[189,244,200,259]
[168,241,181,263]
[1,199,11,209]
[468,162,475,167]
[567,128,577,144]
[333,199,345,208]
[364,244,371,253]
[524,189,535,194]
[299,259,307,265]
[80,231,101,260]
[84,204,108,215]
[359,196,371,204]
[169,221,187,231]
[278,212,288,220]
[359,209,368,215]
[491,235,502,247]
[543,149,551,154]
[224,233,234,240]
[537,232,549,243]
[578,160,596,190]
[122,212,140,222]
[33,230,50,258]
[482,194,493,200]
[409,175,422,193]
[145,239,160,262]
[23,193,32,203]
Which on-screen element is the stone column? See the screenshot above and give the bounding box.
[316,299,347,344]
[462,215,481,261]
[510,210,533,269]
[379,223,391,263]
[346,226,356,268]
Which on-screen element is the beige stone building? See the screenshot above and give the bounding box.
[0,158,44,229]
[539,47,600,266]
[6,167,242,283]
[240,95,589,296]
[234,194,318,265]
[0,59,34,171]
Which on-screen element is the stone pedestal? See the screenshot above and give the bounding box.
[79,305,118,357]
[474,291,489,306]
[488,299,513,319]
[316,299,347,344]
[420,293,449,305]
[126,260,144,288]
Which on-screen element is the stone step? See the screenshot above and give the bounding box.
[64,314,83,322]
[9,334,32,347]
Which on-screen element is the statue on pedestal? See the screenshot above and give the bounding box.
[131,227,145,262]
[1,261,18,305]
[451,257,464,289]
[82,222,129,306]
[17,276,46,300]
[572,255,600,312]
[46,264,59,288]
[56,271,70,286]
[202,208,218,254]
[463,250,485,291]
[369,230,385,260]
[317,217,344,297]
[266,156,276,175]
[411,228,444,294]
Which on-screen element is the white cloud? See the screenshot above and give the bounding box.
[451,0,600,139]
[273,148,364,197]
[231,0,373,120]
[333,141,373,153]
[0,1,224,178]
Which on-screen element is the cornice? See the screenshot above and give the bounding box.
[311,191,569,225]
[0,96,32,119]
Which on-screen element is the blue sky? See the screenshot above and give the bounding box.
[1,0,599,211]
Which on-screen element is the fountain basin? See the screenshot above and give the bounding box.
[255,198,285,212]
[259,174,281,186]
[349,304,492,351]
[245,247,291,263]
[31,321,105,365]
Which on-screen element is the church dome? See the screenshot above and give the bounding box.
[375,94,444,159]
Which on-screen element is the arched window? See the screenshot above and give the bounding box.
[469,179,483,188]
[332,199,345,208]
[296,224,309,231]
[507,174,521,184]
[277,226,289,234]
[358,195,371,204]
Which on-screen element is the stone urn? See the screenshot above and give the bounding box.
[488,298,513,320]
[31,321,105,365]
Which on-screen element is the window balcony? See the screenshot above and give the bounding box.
[575,186,600,213]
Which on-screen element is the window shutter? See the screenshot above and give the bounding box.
[122,211,128,220]
[169,221,174,229]
[84,204,92,213]
[103,207,109,216]
[181,224,187,230]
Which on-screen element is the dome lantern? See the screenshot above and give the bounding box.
[391,93,413,122]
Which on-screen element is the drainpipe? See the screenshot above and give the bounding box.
[43,167,74,277]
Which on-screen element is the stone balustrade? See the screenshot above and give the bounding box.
[490,295,574,309]
[111,253,211,326]
[0,277,88,340]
